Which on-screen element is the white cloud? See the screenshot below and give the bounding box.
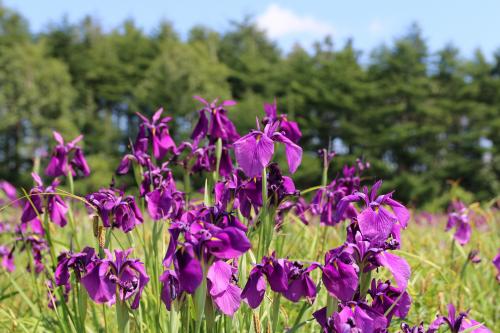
[256,4,335,39]
[368,19,384,35]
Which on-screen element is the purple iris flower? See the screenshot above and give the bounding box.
[349,232,411,291]
[207,260,242,316]
[47,279,70,310]
[368,280,411,323]
[81,248,149,309]
[116,137,150,175]
[313,302,387,333]
[400,322,429,333]
[446,201,472,246]
[267,163,299,206]
[191,96,239,145]
[17,235,47,274]
[21,173,68,228]
[321,246,359,302]
[140,165,184,220]
[241,253,287,308]
[0,245,15,272]
[493,249,500,282]
[429,304,491,333]
[136,108,176,160]
[338,180,410,246]
[0,180,18,206]
[241,253,318,308]
[234,120,302,178]
[311,164,363,226]
[282,260,319,302]
[45,131,90,178]
[262,99,302,144]
[236,176,263,219]
[275,197,310,226]
[85,188,143,233]
[55,247,97,286]
[162,205,251,295]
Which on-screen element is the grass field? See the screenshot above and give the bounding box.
[0,198,498,332]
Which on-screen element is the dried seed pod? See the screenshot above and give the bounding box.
[92,215,99,237]
[253,312,261,333]
[98,226,105,248]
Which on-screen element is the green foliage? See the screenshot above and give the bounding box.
[0,3,498,205]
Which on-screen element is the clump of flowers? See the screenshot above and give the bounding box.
[0,96,495,333]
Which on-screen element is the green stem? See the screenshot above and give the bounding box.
[359,266,372,299]
[326,295,338,317]
[116,299,130,333]
[67,171,80,250]
[270,293,281,333]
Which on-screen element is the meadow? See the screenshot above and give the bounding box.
[0,98,498,333]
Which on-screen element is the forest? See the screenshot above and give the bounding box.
[0,4,498,208]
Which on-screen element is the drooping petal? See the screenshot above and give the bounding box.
[234,132,274,178]
[272,132,302,174]
[385,197,410,228]
[376,252,411,291]
[212,284,241,316]
[460,318,492,333]
[81,261,116,304]
[353,305,388,332]
[322,260,358,302]
[241,268,266,309]
[205,227,251,259]
[174,246,202,294]
[454,221,471,246]
[207,260,232,296]
[160,270,180,311]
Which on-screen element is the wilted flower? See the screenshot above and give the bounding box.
[81,248,149,309]
[234,120,302,178]
[45,131,90,178]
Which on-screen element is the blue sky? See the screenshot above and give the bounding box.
[4,0,500,57]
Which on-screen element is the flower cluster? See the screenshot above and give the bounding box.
[0,96,494,333]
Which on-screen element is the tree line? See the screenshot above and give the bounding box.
[0,4,498,208]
